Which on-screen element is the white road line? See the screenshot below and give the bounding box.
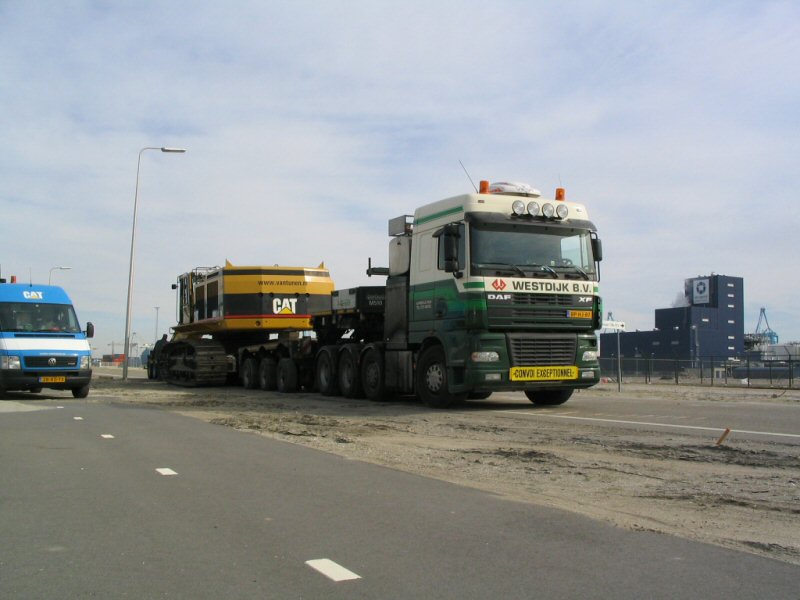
[73,416,84,421]
[305,559,361,582]
[156,468,178,476]
[101,434,115,439]
[499,411,800,440]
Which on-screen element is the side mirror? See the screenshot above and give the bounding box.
[443,234,459,273]
[85,322,95,339]
[592,238,603,262]
[434,223,462,276]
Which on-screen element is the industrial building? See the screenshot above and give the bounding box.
[600,274,744,361]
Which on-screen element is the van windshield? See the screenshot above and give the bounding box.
[0,302,81,333]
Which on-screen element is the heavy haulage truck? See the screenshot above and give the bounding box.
[152,180,603,407]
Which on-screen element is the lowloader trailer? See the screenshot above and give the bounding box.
[153,180,603,408]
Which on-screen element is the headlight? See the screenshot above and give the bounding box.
[1,355,21,369]
[582,350,598,362]
[512,200,526,215]
[80,355,90,369]
[556,204,569,219]
[526,201,540,216]
[471,351,500,363]
[542,203,555,218]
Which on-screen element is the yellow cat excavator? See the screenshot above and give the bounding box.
[150,260,335,386]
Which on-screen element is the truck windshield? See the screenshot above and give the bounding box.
[470,225,597,280]
[0,302,81,333]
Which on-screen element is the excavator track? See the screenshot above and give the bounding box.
[159,338,228,387]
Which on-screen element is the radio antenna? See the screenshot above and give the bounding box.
[458,160,479,193]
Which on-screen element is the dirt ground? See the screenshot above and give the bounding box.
[90,373,800,565]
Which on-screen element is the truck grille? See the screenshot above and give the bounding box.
[511,293,572,307]
[487,293,591,329]
[24,356,78,368]
[507,334,577,366]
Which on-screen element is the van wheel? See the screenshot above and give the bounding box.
[525,389,573,405]
[72,385,90,399]
[416,346,465,408]
[277,358,298,393]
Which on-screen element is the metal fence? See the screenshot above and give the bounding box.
[598,356,798,389]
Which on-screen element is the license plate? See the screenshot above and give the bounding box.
[39,376,66,383]
[567,310,592,319]
[509,366,578,381]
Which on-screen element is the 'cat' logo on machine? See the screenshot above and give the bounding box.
[273,297,298,314]
[23,291,44,300]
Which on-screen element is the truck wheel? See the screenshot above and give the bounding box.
[241,357,259,389]
[277,358,298,393]
[29,387,43,394]
[315,347,339,396]
[361,347,388,401]
[524,389,573,406]
[72,385,90,399]
[258,358,278,391]
[338,347,364,399]
[416,346,465,408]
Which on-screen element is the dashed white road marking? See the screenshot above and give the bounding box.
[305,558,361,582]
[156,468,178,476]
[500,411,800,440]
[73,416,84,421]
[101,434,115,439]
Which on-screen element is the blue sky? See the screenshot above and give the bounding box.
[2,1,798,356]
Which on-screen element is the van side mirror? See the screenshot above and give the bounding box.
[85,322,94,339]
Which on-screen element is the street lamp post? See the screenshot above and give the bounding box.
[154,306,160,345]
[123,146,186,380]
[49,266,71,285]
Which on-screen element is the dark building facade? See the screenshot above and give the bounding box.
[600,275,744,361]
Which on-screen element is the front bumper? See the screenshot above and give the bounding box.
[0,369,93,392]
[450,331,600,393]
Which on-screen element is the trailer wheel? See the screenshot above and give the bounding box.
[524,389,573,406]
[241,357,259,389]
[315,347,339,396]
[72,384,90,399]
[416,346,465,408]
[258,358,277,391]
[338,347,364,399]
[361,347,387,401]
[277,358,298,393]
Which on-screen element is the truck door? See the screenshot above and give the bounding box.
[434,223,466,328]
[408,230,437,342]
